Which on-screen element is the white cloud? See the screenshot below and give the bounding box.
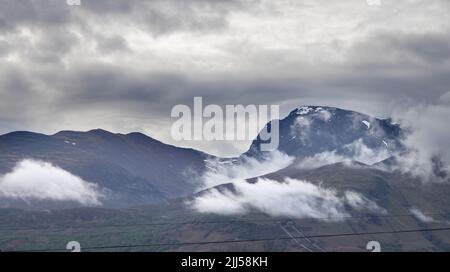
[191,189,248,216]
[297,150,352,169]
[289,109,332,145]
[290,116,313,144]
[392,97,450,181]
[345,191,386,214]
[296,139,391,169]
[190,177,386,220]
[343,139,391,165]
[410,207,434,223]
[314,108,333,122]
[0,159,104,206]
[1,0,449,158]
[201,150,294,189]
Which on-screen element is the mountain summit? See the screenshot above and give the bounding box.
[246,106,404,164]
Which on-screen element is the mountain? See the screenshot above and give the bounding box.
[2,162,450,252]
[245,106,404,163]
[251,161,450,213]
[0,106,407,210]
[0,129,210,209]
[1,107,450,252]
[195,159,450,223]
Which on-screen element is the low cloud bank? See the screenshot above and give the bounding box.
[345,139,391,165]
[393,93,450,181]
[194,141,386,220]
[297,139,391,169]
[297,150,351,169]
[201,150,294,189]
[410,207,435,223]
[190,177,386,220]
[0,160,104,206]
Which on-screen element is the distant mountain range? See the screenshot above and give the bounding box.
[0,105,436,210]
[1,106,450,252]
[0,129,209,208]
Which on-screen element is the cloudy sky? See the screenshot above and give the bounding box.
[0,0,449,156]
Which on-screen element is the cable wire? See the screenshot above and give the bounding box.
[11,226,450,252]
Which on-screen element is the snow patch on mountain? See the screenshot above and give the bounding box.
[64,140,77,146]
[296,106,314,115]
[362,120,371,129]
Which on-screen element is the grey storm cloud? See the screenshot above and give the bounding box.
[0,0,449,156]
[0,0,241,34]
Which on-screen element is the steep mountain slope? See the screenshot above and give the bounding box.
[0,129,210,209]
[245,106,404,162]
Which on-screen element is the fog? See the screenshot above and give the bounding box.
[0,159,103,206]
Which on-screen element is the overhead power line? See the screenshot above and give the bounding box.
[13,226,450,252]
